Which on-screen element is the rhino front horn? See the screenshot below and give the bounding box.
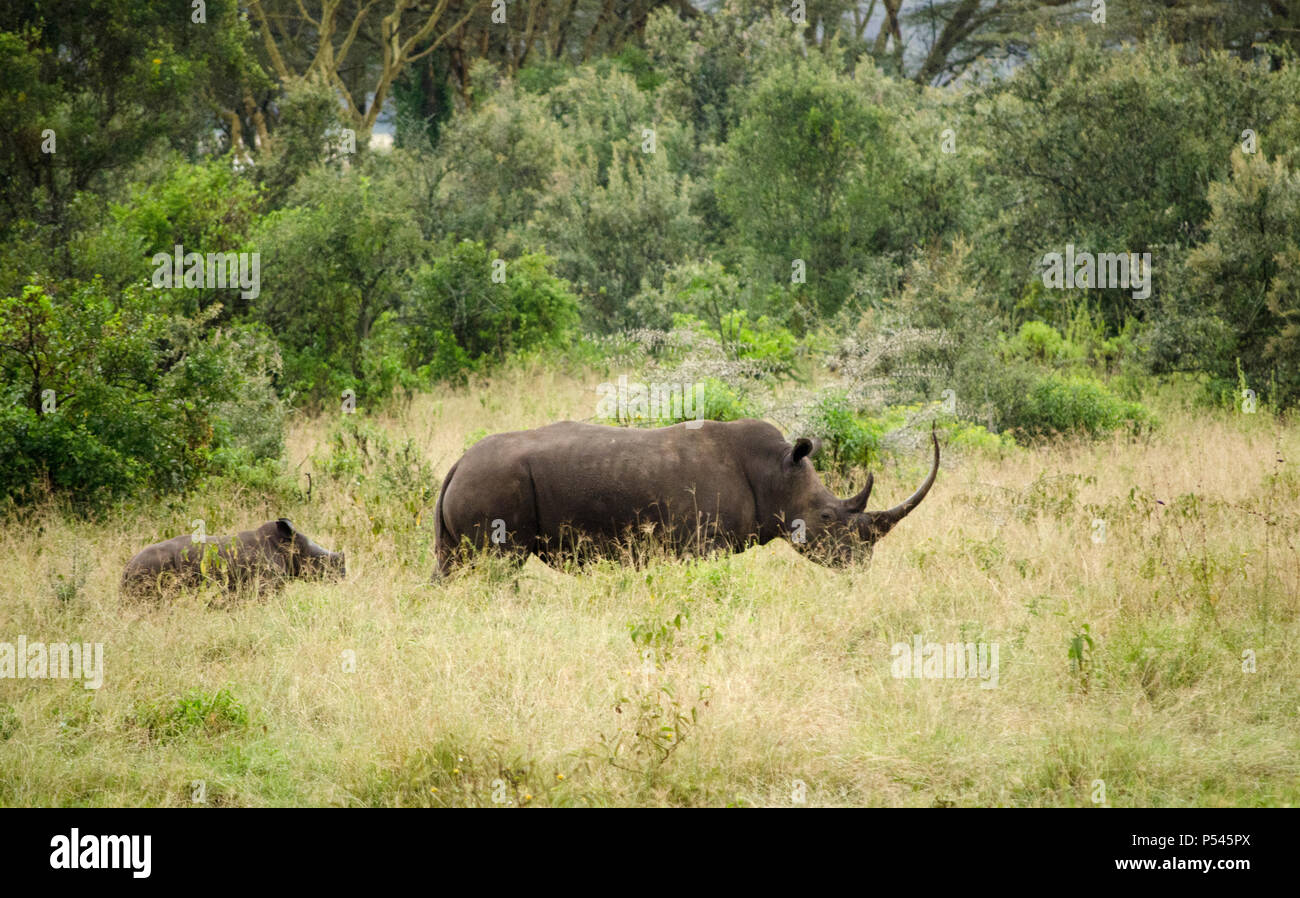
[866,430,940,532]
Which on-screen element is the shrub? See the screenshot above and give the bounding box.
[399,241,580,383]
[113,158,261,265]
[802,394,1014,477]
[0,280,284,506]
[628,260,742,331]
[690,378,761,423]
[310,414,440,538]
[132,687,249,742]
[672,309,801,380]
[805,391,884,475]
[947,421,1017,454]
[1003,321,1085,366]
[1014,374,1151,440]
[255,77,359,208]
[595,377,759,428]
[313,416,435,495]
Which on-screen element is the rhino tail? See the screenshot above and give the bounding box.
[433,460,461,580]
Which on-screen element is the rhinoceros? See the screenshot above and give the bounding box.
[434,419,938,575]
[122,519,345,595]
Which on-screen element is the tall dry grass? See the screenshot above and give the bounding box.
[0,366,1296,806]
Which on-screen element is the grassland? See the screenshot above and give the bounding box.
[1,366,1297,806]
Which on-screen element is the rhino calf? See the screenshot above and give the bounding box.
[122,519,345,595]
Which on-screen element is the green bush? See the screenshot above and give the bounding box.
[628,260,742,331]
[672,309,801,379]
[805,395,1015,476]
[1014,374,1152,440]
[1003,321,1085,366]
[255,78,357,208]
[806,391,884,475]
[313,416,433,492]
[113,158,261,265]
[947,421,1017,454]
[310,414,439,537]
[596,377,759,428]
[0,280,284,506]
[399,241,580,383]
[692,378,761,423]
[132,687,250,742]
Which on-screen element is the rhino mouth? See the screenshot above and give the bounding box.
[801,532,874,568]
[296,551,346,580]
[798,430,941,566]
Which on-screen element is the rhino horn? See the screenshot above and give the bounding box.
[865,430,940,533]
[842,471,874,514]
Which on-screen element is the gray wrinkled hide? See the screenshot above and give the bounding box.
[435,419,938,575]
[122,519,345,595]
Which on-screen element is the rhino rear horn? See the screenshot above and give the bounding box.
[843,472,874,514]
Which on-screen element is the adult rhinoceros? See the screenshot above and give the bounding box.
[434,419,938,575]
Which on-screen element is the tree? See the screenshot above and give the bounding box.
[245,0,490,140]
[975,31,1300,324]
[0,0,261,237]
[251,158,426,399]
[1182,151,1300,405]
[715,54,902,316]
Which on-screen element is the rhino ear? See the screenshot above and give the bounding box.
[786,438,820,470]
[275,519,295,540]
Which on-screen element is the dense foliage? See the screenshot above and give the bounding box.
[3,2,1299,506]
[0,281,281,504]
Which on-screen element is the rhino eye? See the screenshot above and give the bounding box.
[819,510,834,522]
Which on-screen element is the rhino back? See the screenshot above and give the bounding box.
[445,419,781,542]
[227,528,288,575]
[123,535,199,576]
[123,531,278,581]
